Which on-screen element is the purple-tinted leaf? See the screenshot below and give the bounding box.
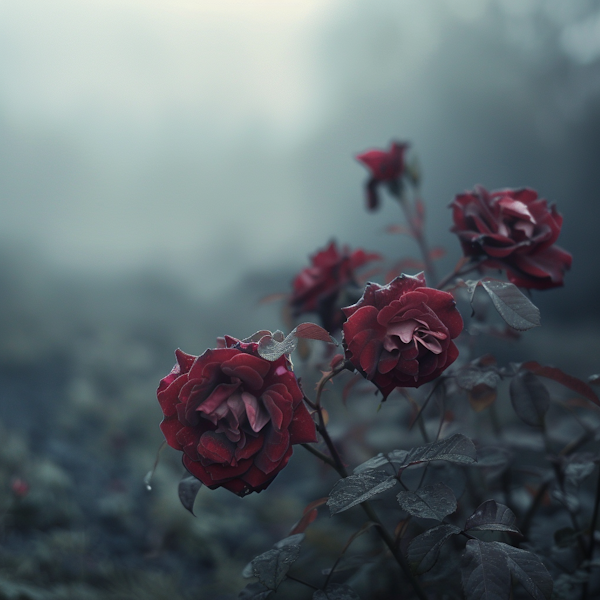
[243,330,273,343]
[178,475,202,516]
[294,322,338,344]
[407,523,461,574]
[523,361,600,407]
[239,582,272,599]
[465,500,521,536]
[392,434,477,470]
[480,280,541,331]
[462,539,511,600]
[510,371,550,428]
[494,542,553,600]
[397,482,457,520]
[313,583,361,600]
[327,470,397,515]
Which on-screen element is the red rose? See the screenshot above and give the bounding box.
[356,141,408,210]
[450,186,572,290]
[290,241,381,333]
[157,337,317,497]
[342,274,463,398]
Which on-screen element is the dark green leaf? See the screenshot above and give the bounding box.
[397,482,457,520]
[313,583,361,600]
[480,280,541,331]
[493,542,553,600]
[327,470,397,515]
[462,539,511,600]
[178,475,202,516]
[248,535,304,590]
[510,371,550,427]
[407,523,461,574]
[465,500,521,536]
[391,434,477,470]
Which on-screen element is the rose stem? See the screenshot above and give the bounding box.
[286,574,319,590]
[489,402,514,512]
[519,479,551,541]
[300,442,337,469]
[436,257,484,290]
[394,190,436,284]
[542,417,586,556]
[303,369,429,600]
[581,465,600,600]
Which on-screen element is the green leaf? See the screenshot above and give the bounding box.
[327,470,397,515]
[480,280,540,331]
[178,475,202,516]
[465,500,521,536]
[397,482,457,520]
[407,524,461,574]
[391,434,477,469]
[245,535,304,590]
[509,371,550,428]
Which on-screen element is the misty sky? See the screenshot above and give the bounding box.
[1,0,599,302]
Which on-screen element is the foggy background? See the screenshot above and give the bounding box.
[0,1,599,596]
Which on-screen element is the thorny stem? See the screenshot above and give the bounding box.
[300,443,337,469]
[301,368,429,600]
[396,192,436,283]
[437,257,485,291]
[489,402,514,512]
[360,501,429,600]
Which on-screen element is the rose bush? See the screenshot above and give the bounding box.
[157,337,317,496]
[290,241,380,333]
[342,273,463,397]
[356,141,408,210]
[450,185,572,289]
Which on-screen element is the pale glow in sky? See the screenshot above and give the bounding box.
[0,0,597,296]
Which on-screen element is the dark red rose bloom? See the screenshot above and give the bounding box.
[450,186,572,290]
[290,241,381,333]
[356,141,408,210]
[342,273,463,398]
[157,337,317,497]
